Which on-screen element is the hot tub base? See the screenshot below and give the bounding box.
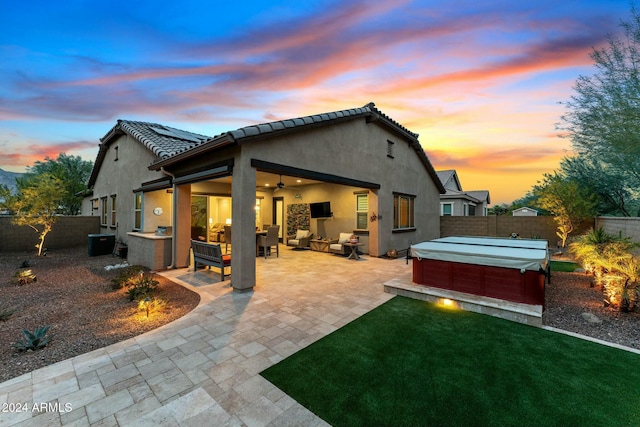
[384,279,543,327]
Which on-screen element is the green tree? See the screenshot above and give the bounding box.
[19,153,92,215]
[559,4,640,212]
[8,173,64,256]
[533,172,597,248]
[560,156,638,216]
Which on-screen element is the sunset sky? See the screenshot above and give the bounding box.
[0,0,632,204]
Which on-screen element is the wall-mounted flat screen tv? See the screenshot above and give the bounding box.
[310,201,331,218]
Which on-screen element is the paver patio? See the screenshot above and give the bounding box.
[0,247,410,426]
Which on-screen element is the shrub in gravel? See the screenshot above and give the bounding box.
[138,296,168,317]
[0,307,15,321]
[570,228,640,311]
[13,269,36,286]
[126,273,159,301]
[11,326,53,351]
[110,265,150,290]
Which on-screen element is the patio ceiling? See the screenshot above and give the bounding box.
[212,172,323,190]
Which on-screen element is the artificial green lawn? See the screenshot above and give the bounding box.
[550,260,581,272]
[261,296,640,426]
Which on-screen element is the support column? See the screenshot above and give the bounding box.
[231,157,257,292]
[173,184,191,268]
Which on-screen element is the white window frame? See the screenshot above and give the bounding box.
[134,192,143,231]
[441,203,453,216]
[355,193,368,230]
[110,195,117,227]
[100,197,108,226]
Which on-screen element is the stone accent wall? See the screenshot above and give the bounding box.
[596,217,640,244]
[0,216,100,252]
[440,216,594,248]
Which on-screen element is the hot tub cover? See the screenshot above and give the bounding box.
[411,236,549,272]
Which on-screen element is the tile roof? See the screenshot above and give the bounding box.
[153,102,423,167]
[108,120,210,159]
[88,120,211,187]
[87,103,445,194]
[223,102,418,142]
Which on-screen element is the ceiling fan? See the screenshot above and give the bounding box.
[274,175,300,192]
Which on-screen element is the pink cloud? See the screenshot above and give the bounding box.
[0,140,96,169]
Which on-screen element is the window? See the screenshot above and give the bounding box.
[100,197,108,225]
[387,140,395,158]
[356,193,368,230]
[255,198,261,228]
[110,195,117,227]
[394,193,414,229]
[91,199,99,212]
[441,203,452,216]
[469,205,476,216]
[134,193,142,231]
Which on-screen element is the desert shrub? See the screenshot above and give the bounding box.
[125,273,159,301]
[11,326,52,351]
[569,228,640,310]
[138,296,168,317]
[14,269,36,286]
[0,307,15,321]
[110,265,150,290]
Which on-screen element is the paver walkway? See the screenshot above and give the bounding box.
[0,248,411,426]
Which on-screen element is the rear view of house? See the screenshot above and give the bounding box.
[83,103,445,291]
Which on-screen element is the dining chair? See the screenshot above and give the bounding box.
[257,225,280,258]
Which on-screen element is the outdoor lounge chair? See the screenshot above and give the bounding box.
[329,233,354,255]
[287,229,313,249]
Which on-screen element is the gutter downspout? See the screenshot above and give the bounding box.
[161,167,177,269]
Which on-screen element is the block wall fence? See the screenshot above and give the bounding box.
[0,216,100,252]
[596,217,640,244]
[440,216,595,248]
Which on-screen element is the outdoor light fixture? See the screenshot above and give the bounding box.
[441,298,459,309]
[139,297,151,318]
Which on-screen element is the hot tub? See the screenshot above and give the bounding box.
[410,237,549,306]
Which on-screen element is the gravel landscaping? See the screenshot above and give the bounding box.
[1,247,639,385]
[0,246,200,383]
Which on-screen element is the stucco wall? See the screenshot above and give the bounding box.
[596,217,640,244]
[440,216,595,247]
[82,134,167,243]
[237,118,442,255]
[0,216,100,252]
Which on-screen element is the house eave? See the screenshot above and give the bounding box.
[149,135,236,170]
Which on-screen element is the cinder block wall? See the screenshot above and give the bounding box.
[596,217,640,244]
[440,216,594,248]
[0,216,100,252]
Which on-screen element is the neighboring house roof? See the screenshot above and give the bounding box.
[436,169,490,205]
[466,190,491,204]
[440,190,481,203]
[88,120,210,187]
[150,102,445,194]
[436,169,462,192]
[513,207,538,214]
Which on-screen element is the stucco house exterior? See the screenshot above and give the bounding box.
[83,102,445,291]
[436,169,490,216]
